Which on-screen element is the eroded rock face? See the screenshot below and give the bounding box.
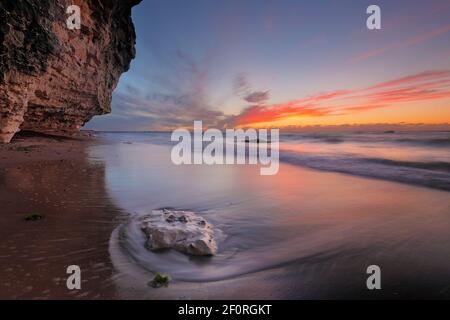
[140,209,218,256]
[0,0,141,143]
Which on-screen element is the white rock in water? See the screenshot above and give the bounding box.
[140,209,217,256]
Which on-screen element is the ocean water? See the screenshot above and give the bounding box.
[0,132,450,299]
[98,130,450,191]
[86,131,450,298]
[279,131,450,191]
[2,131,449,299]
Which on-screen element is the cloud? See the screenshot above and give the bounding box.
[108,89,225,131]
[367,70,450,89]
[243,91,270,103]
[230,69,450,127]
[352,23,450,62]
[233,103,332,126]
[87,50,226,131]
[88,67,450,131]
[233,73,251,96]
[233,73,270,104]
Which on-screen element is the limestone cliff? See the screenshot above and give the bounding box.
[0,0,141,143]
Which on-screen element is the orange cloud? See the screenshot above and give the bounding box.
[235,104,332,126]
[368,70,450,89]
[232,69,450,127]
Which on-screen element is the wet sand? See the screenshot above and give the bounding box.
[1,133,450,299]
[0,133,120,299]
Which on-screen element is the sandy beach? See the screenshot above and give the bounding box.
[2,0,450,306]
[1,132,449,299]
[0,133,120,299]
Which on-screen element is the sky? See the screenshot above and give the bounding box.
[85,0,450,131]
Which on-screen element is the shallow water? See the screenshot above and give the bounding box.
[1,133,450,299]
[91,133,450,298]
[279,131,450,191]
[98,131,450,190]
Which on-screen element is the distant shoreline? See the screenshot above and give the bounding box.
[83,123,450,134]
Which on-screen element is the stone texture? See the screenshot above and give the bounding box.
[0,0,141,143]
[140,209,218,256]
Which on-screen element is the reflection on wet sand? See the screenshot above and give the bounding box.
[101,140,450,299]
[1,135,450,299]
[0,140,122,299]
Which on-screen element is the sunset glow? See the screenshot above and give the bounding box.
[85,0,450,131]
[233,70,450,128]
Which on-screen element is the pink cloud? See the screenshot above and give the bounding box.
[232,69,450,126]
[352,23,450,62]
